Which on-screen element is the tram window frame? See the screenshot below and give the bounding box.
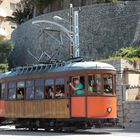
[45,79,55,99]
[8,81,16,100]
[70,76,85,96]
[1,83,6,99]
[25,80,34,100]
[88,74,102,95]
[17,81,25,100]
[103,74,113,95]
[35,79,44,100]
[55,78,65,98]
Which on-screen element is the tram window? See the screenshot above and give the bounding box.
[88,74,102,93]
[26,80,34,100]
[35,80,44,99]
[1,83,6,99]
[45,79,54,99]
[70,76,85,95]
[17,81,25,100]
[55,78,65,98]
[103,75,113,94]
[8,82,16,100]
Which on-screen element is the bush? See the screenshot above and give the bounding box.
[0,63,8,73]
[115,47,140,58]
[96,0,117,3]
[0,40,14,63]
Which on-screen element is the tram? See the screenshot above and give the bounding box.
[0,74,5,124]
[0,61,117,131]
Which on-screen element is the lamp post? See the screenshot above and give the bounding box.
[53,5,80,59]
[32,4,79,63]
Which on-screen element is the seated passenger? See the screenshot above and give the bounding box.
[69,79,84,95]
[92,80,98,92]
[135,91,140,100]
[17,90,24,99]
[104,79,112,93]
[55,89,64,98]
[88,84,93,92]
[48,86,55,99]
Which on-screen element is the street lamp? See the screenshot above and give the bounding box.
[32,4,79,62]
[53,16,70,24]
[53,5,79,59]
[53,16,64,21]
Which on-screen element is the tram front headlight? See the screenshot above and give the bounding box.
[107,107,112,113]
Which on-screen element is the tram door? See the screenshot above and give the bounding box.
[70,76,86,117]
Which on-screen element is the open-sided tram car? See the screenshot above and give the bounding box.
[0,61,117,131]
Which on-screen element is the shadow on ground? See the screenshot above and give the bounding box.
[0,128,111,136]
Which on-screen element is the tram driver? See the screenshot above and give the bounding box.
[104,78,112,93]
[69,78,84,95]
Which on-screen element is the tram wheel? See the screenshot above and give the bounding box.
[45,128,51,132]
[28,127,34,131]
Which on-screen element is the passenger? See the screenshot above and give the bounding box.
[88,84,93,92]
[92,80,98,92]
[69,79,84,95]
[55,85,64,98]
[48,86,55,99]
[104,79,112,93]
[17,90,24,99]
[135,90,140,100]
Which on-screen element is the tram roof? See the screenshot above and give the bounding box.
[1,61,116,78]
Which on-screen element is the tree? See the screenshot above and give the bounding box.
[96,0,117,3]
[0,40,14,63]
[115,47,140,58]
[31,0,53,15]
[6,0,33,25]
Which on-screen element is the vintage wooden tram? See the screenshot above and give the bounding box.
[0,61,117,131]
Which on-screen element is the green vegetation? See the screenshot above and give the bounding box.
[115,47,140,59]
[99,47,140,63]
[0,40,14,73]
[0,64,8,73]
[96,0,118,4]
[6,0,33,25]
[31,0,53,15]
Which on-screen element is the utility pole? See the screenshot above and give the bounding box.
[74,11,79,58]
[69,4,74,61]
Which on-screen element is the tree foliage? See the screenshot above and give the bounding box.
[115,47,140,58]
[31,0,53,14]
[6,0,33,25]
[96,0,117,3]
[0,40,14,63]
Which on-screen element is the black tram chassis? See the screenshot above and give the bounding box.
[13,117,118,130]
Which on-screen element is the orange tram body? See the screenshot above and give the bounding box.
[0,61,117,131]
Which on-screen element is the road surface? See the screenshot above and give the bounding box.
[0,126,140,140]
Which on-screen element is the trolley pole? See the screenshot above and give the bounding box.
[69,4,74,62]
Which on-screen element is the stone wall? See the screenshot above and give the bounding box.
[124,101,140,129]
[11,1,140,67]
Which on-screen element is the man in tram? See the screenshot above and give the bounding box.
[104,78,112,93]
[69,79,84,95]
